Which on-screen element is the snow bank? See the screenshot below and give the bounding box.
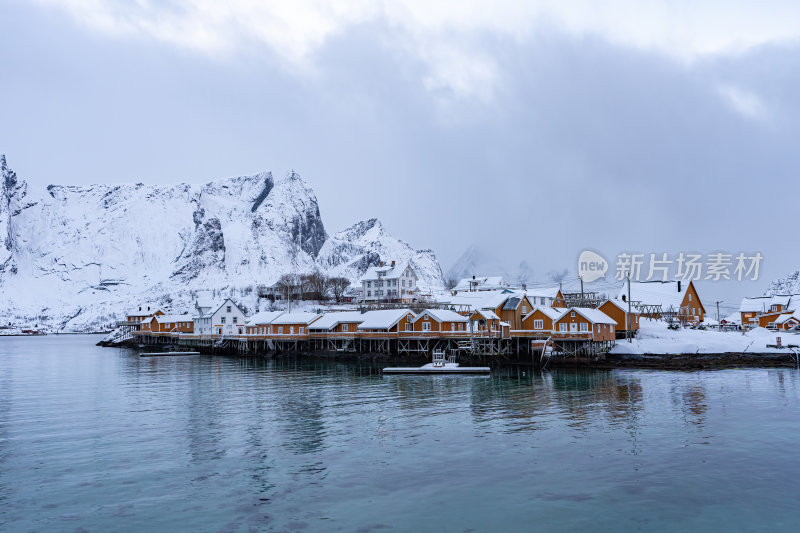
[611,319,799,355]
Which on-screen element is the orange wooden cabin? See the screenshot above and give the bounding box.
[598,299,640,334]
[521,307,565,334]
[552,308,616,342]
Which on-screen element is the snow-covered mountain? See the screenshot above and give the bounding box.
[0,155,444,330]
[764,270,800,295]
[316,218,444,292]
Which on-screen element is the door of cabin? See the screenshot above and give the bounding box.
[570,323,578,333]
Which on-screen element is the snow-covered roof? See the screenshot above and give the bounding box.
[480,291,515,310]
[453,276,508,292]
[436,289,518,311]
[523,306,565,321]
[357,309,412,330]
[739,295,800,313]
[771,295,792,306]
[271,312,322,325]
[524,286,561,299]
[308,311,366,330]
[196,298,242,318]
[739,296,770,312]
[557,307,617,325]
[247,311,284,325]
[774,311,800,325]
[616,281,698,312]
[195,296,215,309]
[361,261,414,282]
[414,309,469,323]
[126,304,162,316]
[154,314,193,323]
[470,309,500,320]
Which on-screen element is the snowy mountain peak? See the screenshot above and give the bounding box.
[316,218,443,291]
[335,218,386,242]
[0,156,444,330]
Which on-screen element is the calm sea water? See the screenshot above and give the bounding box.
[1,335,799,532]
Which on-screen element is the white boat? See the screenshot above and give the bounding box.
[383,350,491,374]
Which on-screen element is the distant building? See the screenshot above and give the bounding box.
[125,304,164,331]
[147,314,194,334]
[194,298,246,336]
[617,280,705,324]
[453,276,510,293]
[740,294,800,329]
[245,311,285,335]
[361,261,418,303]
[598,299,640,335]
[270,312,322,338]
[523,286,562,308]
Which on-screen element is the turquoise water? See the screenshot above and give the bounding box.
[1,336,799,532]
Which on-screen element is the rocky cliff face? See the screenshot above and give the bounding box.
[316,218,445,291]
[0,155,444,330]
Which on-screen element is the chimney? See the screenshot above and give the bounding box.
[379,261,384,267]
[677,281,682,292]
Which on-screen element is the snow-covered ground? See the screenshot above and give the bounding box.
[611,319,799,355]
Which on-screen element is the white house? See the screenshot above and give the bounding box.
[361,261,418,303]
[193,298,247,336]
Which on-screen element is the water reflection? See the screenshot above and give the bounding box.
[4,337,800,532]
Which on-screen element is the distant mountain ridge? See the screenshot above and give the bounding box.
[765,270,800,296]
[0,155,445,330]
[447,245,532,286]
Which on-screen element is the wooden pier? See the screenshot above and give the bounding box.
[131,329,616,367]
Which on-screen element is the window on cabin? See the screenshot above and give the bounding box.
[580,323,589,332]
[534,319,543,330]
[571,312,575,317]
[559,323,567,332]
[342,324,349,332]
[299,327,304,335]
[221,317,226,324]
[405,323,412,331]
[278,326,283,334]
[522,306,527,314]
[227,306,232,312]
[491,322,497,331]
[423,322,431,331]
[233,317,237,324]
[290,326,295,334]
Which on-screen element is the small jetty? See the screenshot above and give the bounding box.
[383,350,490,375]
[139,351,201,357]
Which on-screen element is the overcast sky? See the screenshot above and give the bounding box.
[2,1,799,313]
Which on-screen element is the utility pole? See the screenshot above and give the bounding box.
[579,276,584,305]
[627,273,632,343]
[715,300,723,330]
